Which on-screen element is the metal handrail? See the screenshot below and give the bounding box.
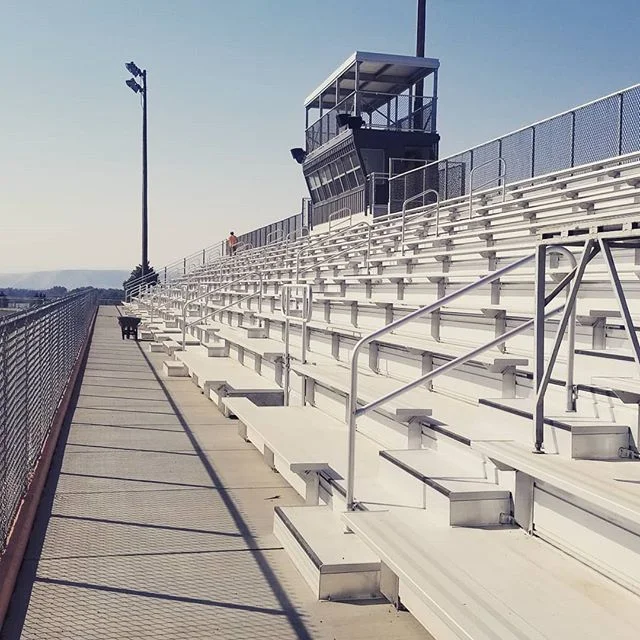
[298,228,372,282]
[401,189,439,255]
[125,240,225,298]
[285,227,310,245]
[295,220,371,283]
[266,229,285,245]
[345,253,534,510]
[469,158,507,219]
[345,250,581,510]
[281,284,313,405]
[546,247,577,411]
[328,208,352,231]
[181,271,262,347]
[183,289,263,333]
[235,241,253,254]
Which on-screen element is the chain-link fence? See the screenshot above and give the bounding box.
[238,212,306,249]
[389,84,640,212]
[0,290,97,551]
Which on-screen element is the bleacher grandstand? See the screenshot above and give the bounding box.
[120,42,640,639]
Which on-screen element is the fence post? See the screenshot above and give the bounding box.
[570,111,576,167]
[530,126,536,178]
[618,92,624,156]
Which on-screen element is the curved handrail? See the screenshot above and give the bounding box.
[328,207,352,231]
[469,157,507,219]
[297,226,372,282]
[401,189,439,255]
[295,220,371,283]
[181,270,262,347]
[124,240,225,299]
[285,227,310,245]
[346,253,534,511]
[266,229,285,245]
[183,288,263,332]
[345,249,581,510]
[280,284,313,405]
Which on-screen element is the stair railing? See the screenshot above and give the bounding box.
[295,220,371,283]
[401,189,439,255]
[181,271,262,348]
[266,229,285,245]
[328,207,352,231]
[345,251,579,511]
[280,284,313,405]
[183,289,264,337]
[469,157,507,219]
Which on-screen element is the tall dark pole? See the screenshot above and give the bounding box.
[414,0,426,130]
[141,69,148,281]
[416,0,426,58]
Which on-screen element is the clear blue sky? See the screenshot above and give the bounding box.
[1,0,639,272]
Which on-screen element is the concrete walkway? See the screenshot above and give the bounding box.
[1,307,428,640]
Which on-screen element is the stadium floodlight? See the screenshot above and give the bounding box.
[124,61,149,283]
[125,61,142,77]
[125,78,142,93]
[290,148,307,164]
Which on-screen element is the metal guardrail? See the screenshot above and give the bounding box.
[0,290,98,550]
[388,83,640,213]
[124,241,226,300]
[469,158,506,219]
[345,252,579,510]
[328,208,352,231]
[285,227,310,245]
[266,229,285,245]
[281,284,313,405]
[181,271,263,348]
[295,220,372,283]
[401,189,439,255]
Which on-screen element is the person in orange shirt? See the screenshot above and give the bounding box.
[227,231,238,256]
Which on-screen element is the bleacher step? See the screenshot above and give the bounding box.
[273,505,380,601]
[379,449,511,526]
[475,439,640,595]
[162,360,187,377]
[343,508,639,640]
[479,397,630,459]
[175,349,283,413]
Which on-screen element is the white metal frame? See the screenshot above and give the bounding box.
[345,251,580,511]
[328,207,352,231]
[180,271,263,348]
[533,230,640,451]
[401,189,440,255]
[280,284,313,405]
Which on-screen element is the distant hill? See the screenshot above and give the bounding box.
[0,270,130,290]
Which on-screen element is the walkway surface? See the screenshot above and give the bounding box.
[1,307,429,640]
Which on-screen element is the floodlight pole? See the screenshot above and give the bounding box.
[141,69,148,281]
[414,0,426,130]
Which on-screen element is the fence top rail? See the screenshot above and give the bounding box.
[0,290,95,330]
[125,240,225,290]
[390,82,640,183]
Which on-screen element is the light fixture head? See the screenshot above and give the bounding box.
[125,61,143,77]
[290,148,307,165]
[126,78,142,93]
